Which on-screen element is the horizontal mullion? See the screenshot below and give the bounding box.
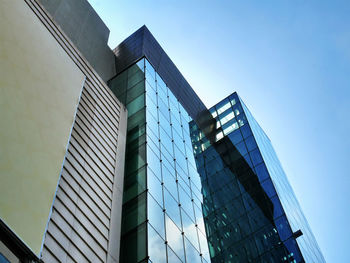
[58,177,110,229]
[84,83,120,128]
[66,148,113,194]
[49,211,104,263]
[69,137,114,184]
[75,111,117,155]
[72,120,116,167]
[55,192,109,240]
[51,207,108,261]
[70,131,115,180]
[78,98,118,147]
[80,94,118,142]
[63,159,112,205]
[82,89,119,137]
[62,167,111,216]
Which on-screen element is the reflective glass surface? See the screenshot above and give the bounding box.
[239,96,325,263]
[190,92,325,263]
[109,58,210,262]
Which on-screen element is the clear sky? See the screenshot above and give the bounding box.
[88,0,349,261]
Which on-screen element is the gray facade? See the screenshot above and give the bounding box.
[38,0,116,82]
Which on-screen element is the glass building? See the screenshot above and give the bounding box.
[190,92,325,263]
[1,2,326,263]
[108,58,210,263]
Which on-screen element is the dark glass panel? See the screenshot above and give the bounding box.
[261,179,277,198]
[275,216,293,241]
[123,165,146,204]
[120,222,147,263]
[127,108,146,132]
[255,163,270,182]
[126,144,146,174]
[127,93,145,117]
[127,80,145,104]
[240,123,252,138]
[121,191,147,235]
[127,71,144,90]
[227,128,243,144]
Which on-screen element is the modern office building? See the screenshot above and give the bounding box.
[190,93,326,263]
[0,0,325,262]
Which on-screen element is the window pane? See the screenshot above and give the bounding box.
[148,193,165,238]
[164,188,181,228]
[120,223,147,263]
[148,224,167,263]
[121,192,146,234]
[123,166,146,204]
[184,236,201,263]
[148,167,163,204]
[165,215,185,262]
[127,93,145,117]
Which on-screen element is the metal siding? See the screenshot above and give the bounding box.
[23,0,126,261]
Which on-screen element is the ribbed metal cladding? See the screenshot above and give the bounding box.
[41,79,122,263]
[23,0,126,262]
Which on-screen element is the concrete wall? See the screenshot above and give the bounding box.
[38,0,116,82]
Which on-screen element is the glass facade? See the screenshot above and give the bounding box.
[109,58,210,263]
[190,92,325,263]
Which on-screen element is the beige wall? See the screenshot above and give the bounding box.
[0,0,85,256]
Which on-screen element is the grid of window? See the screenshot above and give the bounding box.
[190,93,304,263]
[109,58,209,263]
[240,97,326,263]
[144,58,210,263]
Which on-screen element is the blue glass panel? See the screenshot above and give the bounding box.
[165,214,185,262]
[250,148,264,166]
[164,188,181,228]
[227,128,243,144]
[158,109,172,136]
[261,179,277,198]
[148,193,165,238]
[275,216,293,241]
[245,135,258,151]
[178,183,194,221]
[148,223,167,263]
[255,163,270,182]
[184,236,201,263]
[147,145,161,176]
[148,167,163,205]
[240,123,252,138]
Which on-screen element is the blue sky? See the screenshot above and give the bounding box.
[88,0,350,261]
